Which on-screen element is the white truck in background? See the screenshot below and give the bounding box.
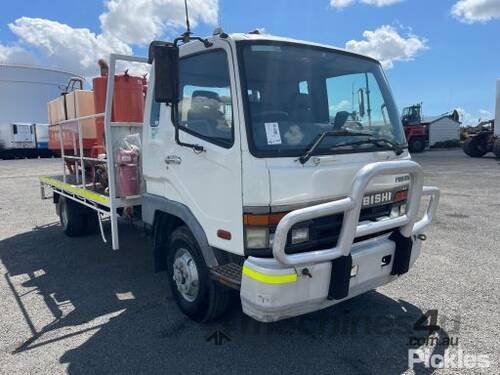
[0,122,53,159]
[40,29,440,323]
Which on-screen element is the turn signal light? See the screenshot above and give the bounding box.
[243,212,288,226]
[217,229,232,240]
[394,190,408,202]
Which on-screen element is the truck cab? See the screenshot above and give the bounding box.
[141,32,440,322]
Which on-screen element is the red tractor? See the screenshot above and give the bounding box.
[401,103,428,153]
[402,103,460,153]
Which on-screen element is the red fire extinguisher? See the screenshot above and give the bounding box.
[117,146,140,197]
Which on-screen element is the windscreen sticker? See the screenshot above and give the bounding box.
[264,122,282,145]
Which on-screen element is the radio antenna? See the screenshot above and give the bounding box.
[175,0,213,48]
[184,0,192,36]
[218,2,222,28]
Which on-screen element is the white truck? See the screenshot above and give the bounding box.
[0,122,35,158]
[40,30,440,323]
[0,122,53,159]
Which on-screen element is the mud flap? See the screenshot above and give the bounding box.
[327,255,353,300]
[390,230,413,276]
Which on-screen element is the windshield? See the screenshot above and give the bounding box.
[238,42,406,157]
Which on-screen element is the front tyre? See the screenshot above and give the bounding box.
[463,138,487,157]
[409,137,426,153]
[166,226,229,322]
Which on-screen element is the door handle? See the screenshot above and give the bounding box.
[164,155,182,165]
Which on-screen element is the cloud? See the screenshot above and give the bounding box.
[0,43,38,65]
[1,0,219,77]
[345,25,428,69]
[456,108,495,125]
[330,100,351,113]
[331,0,403,9]
[479,109,493,119]
[8,17,131,76]
[331,0,356,9]
[100,0,219,45]
[361,0,404,6]
[451,0,500,23]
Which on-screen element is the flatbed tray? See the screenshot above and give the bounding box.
[40,175,109,205]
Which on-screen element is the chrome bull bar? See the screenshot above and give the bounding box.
[272,160,440,266]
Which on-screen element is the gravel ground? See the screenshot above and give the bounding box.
[0,149,499,375]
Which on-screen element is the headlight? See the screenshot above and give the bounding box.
[243,212,287,250]
[291,227,309,244]
[245,227,269,249]
[390,203,407,218]
[390,205,400,218]
[243,213,308,250]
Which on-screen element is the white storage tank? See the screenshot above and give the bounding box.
[0,64,83,158]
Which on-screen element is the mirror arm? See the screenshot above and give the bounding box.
[174,33,213,48]
[170,103,205,153]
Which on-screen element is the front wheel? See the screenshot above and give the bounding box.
[166,226,229,322]
[409,138,426,153]
[463,138,487,157]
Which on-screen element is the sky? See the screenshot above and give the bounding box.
[0,0,499,125]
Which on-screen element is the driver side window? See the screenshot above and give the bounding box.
[178,50,233,148]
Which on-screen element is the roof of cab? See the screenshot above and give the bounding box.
[225,32,380,65]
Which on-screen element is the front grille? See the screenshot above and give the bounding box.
[283,202,395,255]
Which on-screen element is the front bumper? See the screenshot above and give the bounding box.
[241,234,421,322]
[240,160,439,322]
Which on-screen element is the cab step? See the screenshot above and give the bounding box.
[209,263,242,290]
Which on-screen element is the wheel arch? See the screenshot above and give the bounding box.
[143,193,219,272]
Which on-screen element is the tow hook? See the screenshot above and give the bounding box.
[301,268,313,278]
[417,233,427,241]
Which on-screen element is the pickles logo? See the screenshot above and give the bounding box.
[409,349,490,370]
[408,310,490,370]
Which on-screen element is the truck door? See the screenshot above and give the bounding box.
[143,42,244,254]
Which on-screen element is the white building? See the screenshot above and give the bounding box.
[0,64,82,157]
[422,113,461,146]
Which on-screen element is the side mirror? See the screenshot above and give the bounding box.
[148,41,179,104]
[358,88,365,118]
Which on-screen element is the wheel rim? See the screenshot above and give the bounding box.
[172,248,199,302]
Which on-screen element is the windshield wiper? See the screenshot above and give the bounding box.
[371,138,404,155]
[330,137,404,156]
[298,129,373,164]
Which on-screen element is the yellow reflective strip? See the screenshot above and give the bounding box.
[40,176,109,204]
[242,265,297,284]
